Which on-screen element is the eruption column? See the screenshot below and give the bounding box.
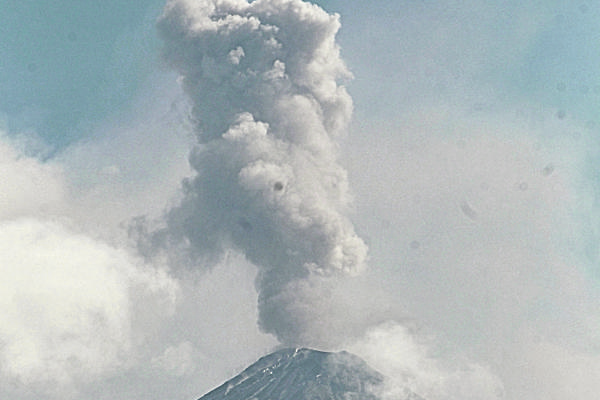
[154,0,367,344]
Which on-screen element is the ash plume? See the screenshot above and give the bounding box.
[144,0,368,345]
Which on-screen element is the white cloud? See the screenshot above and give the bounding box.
[0,135,65,221]
[0,218,178,394]
[350,322,505,400]
[0,134,179,398]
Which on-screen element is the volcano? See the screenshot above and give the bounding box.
[197,348,424,400]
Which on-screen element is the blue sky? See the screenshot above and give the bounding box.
[0,0,164,147]
[1,1,599,400]
[2,1,598,147]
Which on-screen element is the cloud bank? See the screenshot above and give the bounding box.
[143,0,367,345]
[0,135,178,398]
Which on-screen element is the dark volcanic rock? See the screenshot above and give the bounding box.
[198,348,384,400]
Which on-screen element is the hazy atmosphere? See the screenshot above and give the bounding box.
[1,1,599,399]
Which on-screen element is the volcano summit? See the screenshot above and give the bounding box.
[196,348,425,400]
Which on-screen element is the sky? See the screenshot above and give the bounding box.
[0,1,599,400]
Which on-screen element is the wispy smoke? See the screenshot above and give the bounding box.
[349,322,505,400]
[143,0,368,344]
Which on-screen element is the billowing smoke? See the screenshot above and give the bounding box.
[145,0,368,345]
